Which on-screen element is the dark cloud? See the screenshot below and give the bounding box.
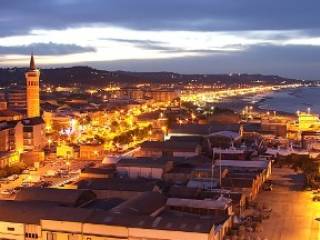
[104,38,240,53]
[105,38,164,45]
[64,44,319,80]
[1,0,320,37]
[0,42,95,55]
[103,38,176,51]
[1,0,320,79]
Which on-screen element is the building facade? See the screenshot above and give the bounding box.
[25,54,40,118]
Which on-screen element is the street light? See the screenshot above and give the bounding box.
[148,130,152,141]
[191,113,196,121]
[48,138,52,149]
[66,161,71,172]
[93,150,99,160]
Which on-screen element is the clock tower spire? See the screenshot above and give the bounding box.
[25,54,40,118]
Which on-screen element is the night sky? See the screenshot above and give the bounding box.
[1,0,320,79]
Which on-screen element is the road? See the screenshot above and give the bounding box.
[256,167,320,240]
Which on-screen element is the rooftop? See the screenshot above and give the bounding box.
[111,191,166,215]
[141,140,200,152]
[81,167,115,175]
[0,200,57,224]
[215,160,270,169]
[77,178,158,192]
[22,117,45,126]
[0,120,20,131]
[169,123,240,136]
[117,157,170,168]
[15,188,96,207]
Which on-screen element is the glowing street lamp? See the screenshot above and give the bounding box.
[66,161,71,172]
[48,138,52,149]
[161,126,167,135]
[93,150,99,158]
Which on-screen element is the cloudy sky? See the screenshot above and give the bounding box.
[0,0,320,79]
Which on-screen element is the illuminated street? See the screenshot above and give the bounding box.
[181,84,301,106]
[256,167,320,240]
[51,101,169,154]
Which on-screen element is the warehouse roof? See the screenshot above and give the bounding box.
[15,188,96,207]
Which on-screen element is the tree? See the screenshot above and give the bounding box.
[286,154,319,186]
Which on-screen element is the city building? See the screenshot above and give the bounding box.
[0,110,23,121]
[80,167,115,179]
[25,54,40,118]
[0,120,24,152]
[22,117,46,151]
[76,178,161,199]
[0,189,232,240]
[297,111,320,131]
[79,144,104,160]
[5,89,27,112]
[116,157,173,179]
[150,89,180,102]
[138,140,202,157]
[0,99,7,110]
[0,151,20,168]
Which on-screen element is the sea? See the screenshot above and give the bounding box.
[257,87,320,114]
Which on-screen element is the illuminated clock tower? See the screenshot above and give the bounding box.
[25,54,40,118]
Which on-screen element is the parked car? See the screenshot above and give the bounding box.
[69,169,81,175]
[7,174,19,181]
[0,178,9,184]
[58,168,69,176]
[0,189,13,195]
[21,182,32,188]
[44,170,57,177]
[28,167,37,171]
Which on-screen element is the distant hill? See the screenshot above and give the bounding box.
[0,66,303,87]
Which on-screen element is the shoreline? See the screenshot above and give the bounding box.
[216,87,302,117]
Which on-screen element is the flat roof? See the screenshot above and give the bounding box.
[215,160,270,169]
[87,210,218,233]
[83,198,125,211]
[167,197,230,210]
[77,178,158,192]
[117,157,169,168]
[15,188,96,207]
[141,140,200,152]
[0,200,57,224]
